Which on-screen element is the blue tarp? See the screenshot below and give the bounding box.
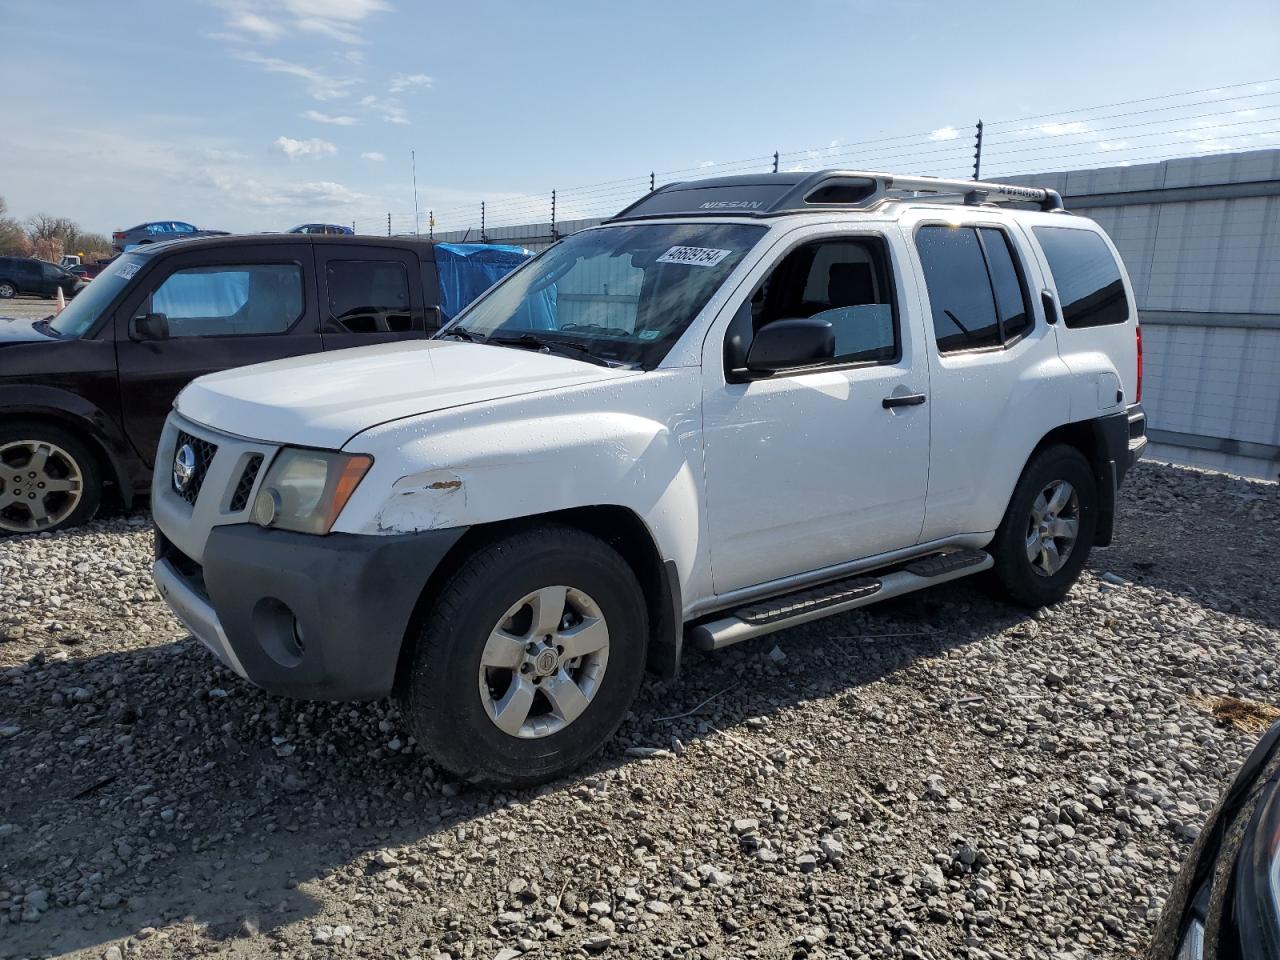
[435,242,531,320]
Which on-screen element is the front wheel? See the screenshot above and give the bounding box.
[401,526,648,787]
[0,281,17,299]
[989,444,1097,608]
[0,423,103,535]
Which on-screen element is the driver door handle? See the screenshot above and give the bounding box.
[882,393,927,409]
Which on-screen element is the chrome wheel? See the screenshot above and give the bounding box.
[1025,478,1079,577]
[0,440,84,533]
[478,585,610,739]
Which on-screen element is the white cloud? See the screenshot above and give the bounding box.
[304,109,358,125]
[227,10,282,39]
[361,151,385,161]
[280,0,392,43]
[359,94,409,125]
[273,135,337,159]
[389,72,433,94]
[928,126,960,142]
[215,0,391,46]
[236,51,357,101]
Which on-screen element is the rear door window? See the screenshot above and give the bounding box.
[979,227,1032,341]
[915,227,1002,352]
[326,259,413,332]
[1033,227,1129,328]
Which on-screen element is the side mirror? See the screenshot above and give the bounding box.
[745,317,835,374]
[130,312,170,341]
[424,305,443,333]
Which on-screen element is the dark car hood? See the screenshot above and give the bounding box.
[0,315,57,345]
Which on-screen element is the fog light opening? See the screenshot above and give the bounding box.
[291,617,306,655]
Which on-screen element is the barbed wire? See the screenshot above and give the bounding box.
[348,78,1279,237]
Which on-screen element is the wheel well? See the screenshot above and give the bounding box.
[5,413,129,510]
[1028,420,1116,546]
[393,506,679,693]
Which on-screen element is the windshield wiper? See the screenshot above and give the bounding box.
[437,326,481,342]
[487,332,613,367]
[32,318,60,338]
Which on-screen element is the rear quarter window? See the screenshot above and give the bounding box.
[1033,226,1129,328]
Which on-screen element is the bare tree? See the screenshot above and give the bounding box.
[0,197,27,256]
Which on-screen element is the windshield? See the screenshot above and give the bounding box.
[444,222,766,368]
[48,255,143,337]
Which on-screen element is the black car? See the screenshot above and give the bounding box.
[0,234,528,534]
[1149,721,1280,958]
[0,256,84,299]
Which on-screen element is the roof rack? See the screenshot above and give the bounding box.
[608,169,1065,222]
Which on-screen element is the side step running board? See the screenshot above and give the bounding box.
[689,549,992,651]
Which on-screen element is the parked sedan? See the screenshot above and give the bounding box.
[1149,720,1280,958]
[287,223,355,235]
[0,235,528,534]
[111,221,230,253]
[0,256,84,299]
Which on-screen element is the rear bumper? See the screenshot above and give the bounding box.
[154,523,466,700]
[1127,403,1148,466]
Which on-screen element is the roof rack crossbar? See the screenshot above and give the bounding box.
[608,169,1065,221]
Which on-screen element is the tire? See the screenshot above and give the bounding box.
[401,525,648,787]
[988,444,1097,608]
[0,422,103,535]
[0,281,17,299]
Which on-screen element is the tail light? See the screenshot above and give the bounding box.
[1135,325,1144,404]
[112,231,125,241]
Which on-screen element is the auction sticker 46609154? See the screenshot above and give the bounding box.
[656,246,732,267]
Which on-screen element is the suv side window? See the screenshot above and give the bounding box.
[150,263,303,337]
[327,259,412,332]
[916,225,1033,352]
[1033,226,1129,328]
[736,237,898,368]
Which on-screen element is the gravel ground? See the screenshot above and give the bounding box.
[1,461,1277,960]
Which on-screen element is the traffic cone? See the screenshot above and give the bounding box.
[55,286,66,315]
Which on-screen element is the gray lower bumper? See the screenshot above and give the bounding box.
[153,557,248,679]
[153,523,468,700]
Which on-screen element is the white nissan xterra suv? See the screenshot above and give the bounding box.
[151,170,1147,786]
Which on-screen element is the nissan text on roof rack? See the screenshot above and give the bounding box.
[150,169,1147,786]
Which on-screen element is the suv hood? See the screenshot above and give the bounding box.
[176,340,640,449]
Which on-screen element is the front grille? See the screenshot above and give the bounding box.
[173,430,218,504]
[229,455,263,512]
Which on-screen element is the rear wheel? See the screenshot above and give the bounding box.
[989,444,1097,608]
[401,526,647,787]
[0,281,16,299]
[0,423,102,535]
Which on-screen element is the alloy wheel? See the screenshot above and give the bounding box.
[1025,478,1079,577]
[477,585,610,739]
[0,440,84,533]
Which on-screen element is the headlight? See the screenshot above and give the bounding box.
[251,448,372,535]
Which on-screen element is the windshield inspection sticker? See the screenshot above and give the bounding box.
[656,245,732,267]
[117,262,141,280]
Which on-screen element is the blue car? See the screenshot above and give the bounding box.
[287,223,355,236]
[112,221,230,253]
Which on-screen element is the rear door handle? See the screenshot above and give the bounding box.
[882,393,927,409]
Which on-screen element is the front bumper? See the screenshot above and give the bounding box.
[154,523,466,700]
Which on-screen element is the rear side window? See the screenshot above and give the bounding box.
[1033,227,1129,328]
[916,227,1002,351]
[151,263,303,337]
[916,225,1034,352]
[327,259,412,333]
